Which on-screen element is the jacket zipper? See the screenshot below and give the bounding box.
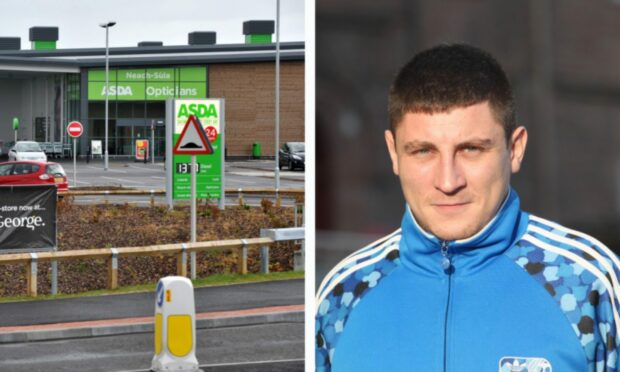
[441,240,452,372]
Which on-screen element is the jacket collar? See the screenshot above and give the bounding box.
[399,188,529,277]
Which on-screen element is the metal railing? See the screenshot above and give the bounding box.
[0,231,304,297]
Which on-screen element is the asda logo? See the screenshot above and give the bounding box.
[101,85,134,96]
[177,103,218,118]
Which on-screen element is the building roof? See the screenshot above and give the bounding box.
[0,41,305,72]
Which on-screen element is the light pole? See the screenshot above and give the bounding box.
[275,0,281,190]
[100,21,116,171]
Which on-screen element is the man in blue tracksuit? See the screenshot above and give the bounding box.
[316,44,620,371]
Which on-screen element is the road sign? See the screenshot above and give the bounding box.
[67,121,83,138]
[167,99,225,205]
[173,115,213,155]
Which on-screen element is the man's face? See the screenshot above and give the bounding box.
[385,101,527,241]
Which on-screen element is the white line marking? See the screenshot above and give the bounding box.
[230,178,255,185]
[150,176,166,179]
[88,166,127,173]
[100,176,146,184]
[127,165,163,172]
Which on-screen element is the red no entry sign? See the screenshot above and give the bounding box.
[67,121,83,138]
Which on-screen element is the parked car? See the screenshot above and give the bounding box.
[278,142,305,171]
[8,141,47,162]
[0,140,13,160]
[0,161,68,192]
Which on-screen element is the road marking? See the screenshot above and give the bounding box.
[114,358,305,372]
[101,176,147,184]
[127,165,163,172]
[88,166,127,173]
[150,176,166,179]
[229,178,255,185]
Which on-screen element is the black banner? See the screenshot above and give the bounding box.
[0,185,57,252]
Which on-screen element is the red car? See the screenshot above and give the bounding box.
[0,161,69,192]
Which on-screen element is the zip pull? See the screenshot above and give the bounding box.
[440,241,451,272]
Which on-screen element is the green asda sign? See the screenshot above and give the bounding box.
[171,99,225,200]
[88,66,206,101]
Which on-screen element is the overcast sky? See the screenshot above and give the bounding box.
[0,0,305,49]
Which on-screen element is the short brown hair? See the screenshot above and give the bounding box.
[388,44,516,142]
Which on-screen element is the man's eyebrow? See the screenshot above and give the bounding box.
[458,138,494,147]
[402,141,436,152]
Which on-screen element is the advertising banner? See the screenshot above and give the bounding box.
[0,185,57,252]
[170,99,224,200]
[136,139,149,161]
[91,140,102,156]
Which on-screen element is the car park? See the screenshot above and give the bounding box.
[8,141,47,162]
[0,161,68,192]
[278,142,305,171]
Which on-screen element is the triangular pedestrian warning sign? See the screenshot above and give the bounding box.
[173,115,214,155]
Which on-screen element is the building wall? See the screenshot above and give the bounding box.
[0,79,27,143]
[209,61,304,157]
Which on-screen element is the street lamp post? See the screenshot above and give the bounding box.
[100,21,116,171]
[275,0,281,190]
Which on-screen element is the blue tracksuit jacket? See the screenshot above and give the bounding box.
[316,189,620,371]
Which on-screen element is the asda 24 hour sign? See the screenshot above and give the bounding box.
[175,102,219,142]
[172,99,223,200]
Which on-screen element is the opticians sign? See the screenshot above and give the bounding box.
[87,66,207,101]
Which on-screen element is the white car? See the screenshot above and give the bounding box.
[8,141,47,162]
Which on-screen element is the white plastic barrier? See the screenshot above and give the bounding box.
[151,276,202,372]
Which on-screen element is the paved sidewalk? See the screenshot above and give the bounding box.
[0,279,303,343]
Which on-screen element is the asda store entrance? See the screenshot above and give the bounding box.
[87,65,207,157]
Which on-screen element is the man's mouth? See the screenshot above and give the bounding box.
[432,202,471,212]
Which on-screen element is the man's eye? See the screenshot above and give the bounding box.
[412,148,431,155]
[462,146,481,153]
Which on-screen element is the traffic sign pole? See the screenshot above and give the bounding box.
[191,155,196,244]
[190,155,197,279]
[73,137,77,187]
[67,121,83,188]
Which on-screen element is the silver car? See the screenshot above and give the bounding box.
[8,141,47,162]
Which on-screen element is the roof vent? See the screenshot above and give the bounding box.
[138,41,163,47]
[243,20,274,44]
[0,37,20,51]
[29,26,59,50]
[188,32,216,45]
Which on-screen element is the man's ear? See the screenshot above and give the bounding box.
[385,129,400,176]
[510,126,528,174]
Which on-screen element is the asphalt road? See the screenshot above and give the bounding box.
[57,159,304,190]
[0,322,304,372]
[1,279,304,327]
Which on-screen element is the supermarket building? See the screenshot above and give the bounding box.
[0,22,304,158]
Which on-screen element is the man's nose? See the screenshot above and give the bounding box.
[434,155,466,195]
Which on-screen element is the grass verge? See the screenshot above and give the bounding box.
[0,271,304,303]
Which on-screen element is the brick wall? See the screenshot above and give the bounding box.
[209,61,304,157]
